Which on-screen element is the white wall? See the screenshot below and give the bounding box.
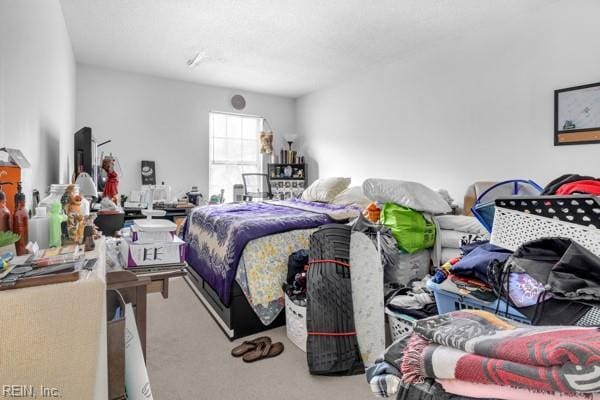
[297,0,600,204]
[76,64,296,199]
[0,0,76,202]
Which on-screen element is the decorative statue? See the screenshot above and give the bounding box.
[60,184,74,211]
[102,156,119,203]
[64,186,85,244]
[83,213,98,251]
[48,201,67,248]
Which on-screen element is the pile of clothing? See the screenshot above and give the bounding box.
[432,236,600,326]
[361,199,435,287]
[283,249,309,306]
[362,200,435,274]
[431,215,489,266]
[542,173,600,195]
[432,240,511,283]
[385,277,438,321]
[359,178,458,287]
[368,310,600,399]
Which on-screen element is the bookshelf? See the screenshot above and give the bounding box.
[268,163,307,200]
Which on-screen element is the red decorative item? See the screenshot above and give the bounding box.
[102,157,119,202]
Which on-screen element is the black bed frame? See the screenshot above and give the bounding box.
[184,266,286,341]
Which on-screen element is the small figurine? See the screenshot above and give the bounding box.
[102,156,119,204]
[65,189,85,244]
[83,213,97,251]
[60,184,75,211]
[48,201,68,248]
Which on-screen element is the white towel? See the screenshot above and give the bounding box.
[432,215,489,266]
[440,230,468,249]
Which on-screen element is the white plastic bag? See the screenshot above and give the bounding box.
[125,303,154,400]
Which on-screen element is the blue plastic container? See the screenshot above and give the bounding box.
[427,280,531,325]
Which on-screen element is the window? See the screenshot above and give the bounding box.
[209,112,262,202]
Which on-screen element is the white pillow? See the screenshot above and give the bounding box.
[302,177,351,203]
[332,186,370,208]
[362,178,452,215]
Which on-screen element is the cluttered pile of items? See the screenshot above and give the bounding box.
[0,147,102,290]
[367,174,600,400]
[280,179,460,374]
[0,125,151,289]
[115,217,187,274]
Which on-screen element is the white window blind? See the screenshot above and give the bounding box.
[209,112,262,202]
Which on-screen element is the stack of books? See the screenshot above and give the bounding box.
[121,219,187,271]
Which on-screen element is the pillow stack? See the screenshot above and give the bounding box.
[301,177,351,203]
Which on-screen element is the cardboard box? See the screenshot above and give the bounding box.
[122,236,187,267]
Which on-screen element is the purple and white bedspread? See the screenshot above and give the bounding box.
[183,199,361,305]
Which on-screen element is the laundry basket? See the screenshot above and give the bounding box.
[285,294,307,352]
[490,195,600,257]
[427,280,531,324]
[385,308,416,342]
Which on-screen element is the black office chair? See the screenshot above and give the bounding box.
[242,173,273,201]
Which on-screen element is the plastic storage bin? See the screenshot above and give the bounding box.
[285,294,307,352]
[385,308,416,342]
[490,196,600,257]
[427,280,531,324]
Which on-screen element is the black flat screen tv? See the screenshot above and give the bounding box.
[73,126,99,188]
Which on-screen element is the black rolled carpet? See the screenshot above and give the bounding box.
[306,224,364,376]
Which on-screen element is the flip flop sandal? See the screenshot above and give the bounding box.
[230,336,271,357]
[242,341,284,363]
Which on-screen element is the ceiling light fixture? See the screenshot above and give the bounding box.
[187,51,208,68]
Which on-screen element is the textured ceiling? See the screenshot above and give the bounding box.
[60,0,553,97]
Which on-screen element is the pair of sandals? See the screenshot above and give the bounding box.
[231,336,284,363]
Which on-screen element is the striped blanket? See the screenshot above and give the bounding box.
[401,310,600,394]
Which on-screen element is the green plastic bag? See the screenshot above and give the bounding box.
[380,202,436,253]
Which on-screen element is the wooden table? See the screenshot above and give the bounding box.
[106,266,187,360]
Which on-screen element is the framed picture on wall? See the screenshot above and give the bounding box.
[555,82,600,145]
[141,160,156,185]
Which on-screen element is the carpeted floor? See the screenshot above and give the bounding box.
[146,277,373,400]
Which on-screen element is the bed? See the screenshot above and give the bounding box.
[181,199,362,340]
